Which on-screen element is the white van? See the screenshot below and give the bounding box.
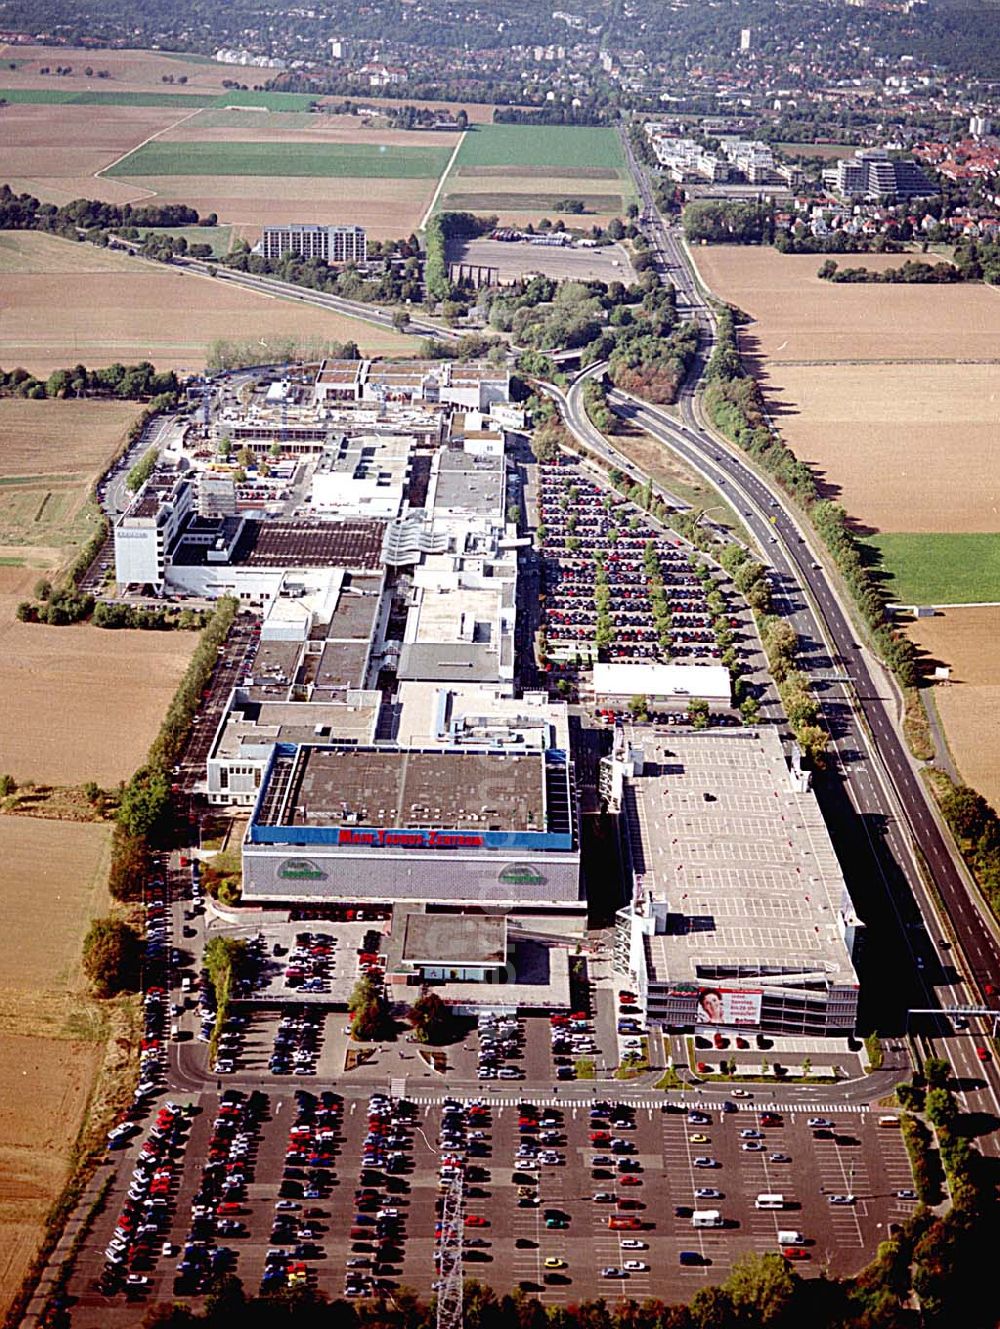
[691,1210,723,1228]
[777,1230,804,1246]
[754,1193,786,1209]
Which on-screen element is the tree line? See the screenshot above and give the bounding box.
[0,360,179,402]
[425,210,497,303]
[0,183,206,235]
[218,238,424,307]
[108,597,238,912]
[683,199,776,246]
[776,230,905,256]
[818,258,962,284]
[935,778,1000,927]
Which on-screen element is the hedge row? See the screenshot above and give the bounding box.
[424,211,496,304]
[900,1111,944,1206]
[111,596,238,894]
[204,935,245,1067]
[933,772,1000,928]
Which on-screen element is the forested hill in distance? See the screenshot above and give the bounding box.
[3,0,1000,78]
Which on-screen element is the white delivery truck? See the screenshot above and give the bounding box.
[778,1230,805,1246]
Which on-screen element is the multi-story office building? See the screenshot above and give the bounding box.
[113,472,195,589]
[258,224,367,264]
[833,149,937,200]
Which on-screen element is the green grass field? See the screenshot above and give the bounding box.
[0,87,320,110]
[453,123,626,170]
[446,191,623,213]
[136,224,233,255]
[867,533,1000,605]
[107,140,453,178]
[0,86,215,107]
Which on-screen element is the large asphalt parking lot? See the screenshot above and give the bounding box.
[69,1087,917,1322]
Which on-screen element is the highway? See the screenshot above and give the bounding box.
[555,136,1000,1128]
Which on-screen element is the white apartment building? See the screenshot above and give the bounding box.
[644,130,728,183]
[721,137,776,184]
[259,224,367,264]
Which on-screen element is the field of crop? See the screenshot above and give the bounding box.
[692,245,1000,362]
[0,96,458,235]
[0,1031,103,1322]
[161,109,460,149]
[0,397,140,573]
[0,816,111,1033]
[0,400,197,787]
[0,232,418,374]
[452,124,625,169]
[0,812,115,1322]
[691,245,1000,531]
[0,101,195,206]
[0,86,213,107]
[136,223,234,255]
[867,534,1000,605]
[107,138,453,178]
[907,608,1000,808]
[763,363,1000,534]
[776,141,858,160]
[0,614,196,786]
[691,241,1000,810]
[438,123,632,224]
[446,190,624,214]
[0,42,275,92]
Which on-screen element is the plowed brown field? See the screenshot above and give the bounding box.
[0,815,113,1321]
[690,245,1000,532]
[0,616,196,785]
[0,102,205,207]
[0,1034,103,1319]
[907,608,1000,807]
[0,231,417,374]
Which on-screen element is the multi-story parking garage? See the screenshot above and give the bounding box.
[610,725,864,1036]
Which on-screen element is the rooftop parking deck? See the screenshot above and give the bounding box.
[622,726,859,990]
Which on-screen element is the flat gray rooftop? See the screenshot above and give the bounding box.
[397,642,500,683]
[622,726,858,988]
[326,582,382,641]
[401,912,506,965]
[213,697,379,761]
[248,639,302,688]
[270,745,545,831]
[433,451,503,517]
[314,640,371,692]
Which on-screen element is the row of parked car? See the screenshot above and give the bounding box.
[433,1099,493,1289]
[135,865,173,1101]
[282,930,339,993]
[345,1093,415,1297]
[262,1088,344,1294]
[270,1006,325,1077]
[99,1102,193,1298]
[477,1011,524,1080]
[550,1010,596,1080]
[173,1089,267,1296]
[538,459,716,664]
